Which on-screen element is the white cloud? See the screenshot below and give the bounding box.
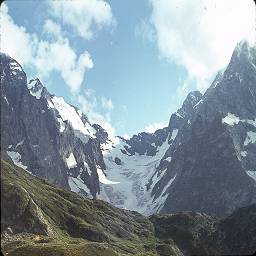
[144,122,166,133]
[43,19,62,38]
[47,0,115,40]
[77,90,116,140]
[1,4,93,93]
[135,19,156,42]
[149,0,255,92]
[1,3,34,67]
[101,97,114,111]
[123,133,131,140]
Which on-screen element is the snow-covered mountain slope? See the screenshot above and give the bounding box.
[98,136,170,214]
[97,41,256,217]
[1,41,256,218]
[97,91,202,215]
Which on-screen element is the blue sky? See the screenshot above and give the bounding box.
[1,0,255,138]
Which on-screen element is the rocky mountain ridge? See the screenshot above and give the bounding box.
[98,41,256,216]
[1,53,104,199]
[1,41,256,217]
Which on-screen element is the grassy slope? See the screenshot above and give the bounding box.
[2,159,255,256]
[1,159,163,256]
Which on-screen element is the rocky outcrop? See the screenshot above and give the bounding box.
[150,204,256,256]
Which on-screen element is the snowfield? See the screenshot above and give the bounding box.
[7,150,30,173]
[97,136,175,215]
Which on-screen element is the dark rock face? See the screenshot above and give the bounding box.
[92,123,109,145]
[121,127,169,156]
[150,212,218,256]
[172,91,203,121]
[218,204,256,255]
[148,41,256,217]
[0,53,105,198]
[114,157,122,165]
[1,53,67,188]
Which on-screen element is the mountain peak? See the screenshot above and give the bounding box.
[234,40,254,54]
[0,53,26,84]
[27,78,45,99]
[175,90,202,119]
[231,40,256,65]
[186,91,202,103]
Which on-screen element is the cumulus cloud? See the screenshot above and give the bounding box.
[43,19,62,38]
[149,0,255,92]
[101,97,114,111]
[77,90,116,140]
[47,0,115,40]
[1,3,93,93]
[1,3,34,67]
[144,122,166,133]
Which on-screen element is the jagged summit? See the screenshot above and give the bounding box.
[0,53,26,88]
[176,90,202,118]
[27,78,45,99]
[227,40,256,74]
[233,40,256,59]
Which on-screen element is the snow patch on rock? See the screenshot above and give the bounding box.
[193,99,203,109]
[28,79,43,99]
[175,112,184,119]
[66,153,77,169]
[9,61,22,72]
[222,113,241,126]
[241,151,247,157]
[7,150,30,173]
[170,129,178,141]
[244,131,256,146]
[150,174,177,213]
[68,175,92,198]
[4,95,9,105]
[96,166,120,185]
[15,139,24,149]
[164,157,172,162]
[246,171,256,182]
[222,113,256,128]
